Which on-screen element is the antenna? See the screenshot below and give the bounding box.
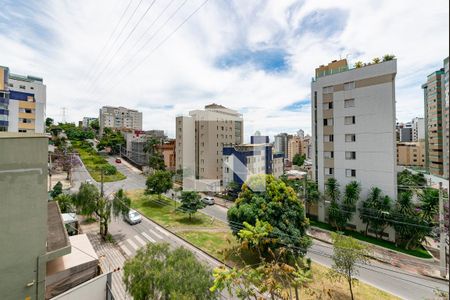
[61,107,67,123]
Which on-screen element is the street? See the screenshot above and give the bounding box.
[71,159,449,300]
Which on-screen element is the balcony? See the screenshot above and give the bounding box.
[0,96,9,105]
[0,109,8,115]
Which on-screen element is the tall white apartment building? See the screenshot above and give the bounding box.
[0,66,46,133]
[411,117,425,142]
[312,59,397,239]
[176,104,243,184]
[99,106,142,135]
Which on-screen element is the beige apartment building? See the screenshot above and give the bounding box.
[287,136,302,162]
[176,104,243,184]
[397,142,425,167]
[99,106,142,136]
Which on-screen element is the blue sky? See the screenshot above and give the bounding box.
[0,0,448,140]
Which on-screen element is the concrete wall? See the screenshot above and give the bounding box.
[0,134,49,299]
[51,273,112,300]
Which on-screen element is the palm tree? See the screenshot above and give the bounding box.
[418,188,439,222]
[382,54,396,61]
[342,181,361,223]
[354,61,364,68]
[372,57,381,64]
[143,137,160,155]
[325,178,340,203]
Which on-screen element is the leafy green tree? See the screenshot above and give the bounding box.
[55,194,75,213]
[359,187,392,238]
[418,188,439,221]
[238,219,274,259]
[292,153,306,166]
[89,119,99,132]
[143,137,160,155]
[305,180,320,216]
[177,191,205,220]
[97,129,125,154]
[325,178,340,203]
[149,152,166,170]
[325,178,346,230]
[123,243,217,300]
[145,170,173,200]
[51,181,63,198]
[330,233,369,300]
[341,181,361,223]
[45,117,54,127]
[227,175,311,257]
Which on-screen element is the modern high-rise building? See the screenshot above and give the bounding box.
[99,106,142,135]
[0,66,46,133]
[297,129,305,139]
[287,135,302,162]
[422,66,446,177]
[312,58,397,239]
[302,135,312,159]
[443,57,449,179]
[399,122,413,142]
[176,104,243,184]
[411,117,425,142]
[274,133,289,158]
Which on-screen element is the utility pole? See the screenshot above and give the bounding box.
[303,173,307,219]
[439,182,447,278]
[100,168,104,197]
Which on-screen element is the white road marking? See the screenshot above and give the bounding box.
[134,235,147,247]
[127,238,138,250]
[118,242,132,256]
[142,232,155,243]
[154,226,169,237]
[149,229,163,239]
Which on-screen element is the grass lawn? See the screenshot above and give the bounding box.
[300,262,400,300]
[178,231,235,260]
[127,189,227,230]
[310,220,432,259]
[72,141,126,182]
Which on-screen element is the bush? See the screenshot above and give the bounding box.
[102,164,117,175]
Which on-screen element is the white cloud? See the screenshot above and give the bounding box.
[0,0,448,142]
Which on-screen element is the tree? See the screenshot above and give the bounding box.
[55,194,75,213]
[325,178,340,203]
[148,152,166,171]
[74,184,129,238]
[354,61,364,68]
[359,187,392,238]
[123,243,217,300]
[418,188,439,221]
[145,170,173,200]
[227,175,311,257]
[97,129,125,154]
[89,119,99,132]
[51,181,63,198]
[325,178,346,230]
[52,147,81,180]
[305,181,320,216]
[45,117,54,127]
[330,233,369,300]
[177,191,205,220]
[341,181,361,223]
[372,57,381,64]
[292,154,306,167]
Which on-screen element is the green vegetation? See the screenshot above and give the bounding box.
[97,127,125,154]
[178,231,235,260]
[123,243,217,300]
[292,153,306,166]
[145,170,173,199]
[330,233,370,300]
[50,181,63,198]
[58,122,95,140]
[72,140,126,182]
[177,191,206,220]
[310,220,432,258]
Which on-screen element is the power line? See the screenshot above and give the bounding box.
[83,0,134,85]
[86,0,159,94]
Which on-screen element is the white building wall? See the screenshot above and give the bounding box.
[7,100,18,132]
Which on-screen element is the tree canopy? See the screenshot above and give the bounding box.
[123,243,217,300]
[145,170,173,199]
[97,128,125,154]
[177,191,205,220]
[292,153,306,167]
[227,175,311,257]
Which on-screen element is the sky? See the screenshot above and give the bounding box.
[0,0,448,141]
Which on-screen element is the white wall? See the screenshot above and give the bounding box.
[51,273,111,300]
[7,100,18,132]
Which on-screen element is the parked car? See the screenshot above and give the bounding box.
[115,158,122,163]
[202,196,215,205]
[124,209,142,225]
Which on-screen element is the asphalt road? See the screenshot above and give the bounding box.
[71,159,449,300]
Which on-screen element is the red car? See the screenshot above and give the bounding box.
[115,158,122,163]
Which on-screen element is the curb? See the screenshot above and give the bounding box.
[133,207,232,269]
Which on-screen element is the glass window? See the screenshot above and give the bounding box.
[344,99,355,108]
[345,151,356,160]
[344,82,355,90]
[345,116,356,125]
[323,86,334,93]
[346,169,356,177]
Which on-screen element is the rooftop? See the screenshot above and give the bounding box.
[47,201,71,258]
[9,73,44,83]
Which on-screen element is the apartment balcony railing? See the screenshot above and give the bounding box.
[0,109,9,115]
[0,96,9,105]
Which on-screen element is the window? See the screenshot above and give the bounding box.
[323,86,334,94]
[324,168,334,175]
[324,151,334,158]
[30,86,34,90]
[344,99,355,108]
[324,134,334,142]
[323,102,333,110]
[345,116,356,125]
[323,118,333,126]
[345,134,356,142]
[19,129,27,133]
[345,151,356,160]
[344,82,355,90]
[346,169,356,177]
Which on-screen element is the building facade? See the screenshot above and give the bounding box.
[399,122,413,142]
[0,66,46,133]
[156,140,176,171]
[311,59,397,239]
[411,117,425,142]
[302,135,312,159]
[99,106,142,135]
[81,117,97,128]
[397,141,425,167]
[0,134,70,300]
[422,67,446,177]
[287,135,302,162]
[443,57,449,179]
[274,133,289,158]
[176,104,243,183]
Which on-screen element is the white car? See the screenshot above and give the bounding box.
[124,209,142,225]
[202,196,215,205]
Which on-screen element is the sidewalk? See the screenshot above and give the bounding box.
[309,226,448,280]
[80,219,131,299]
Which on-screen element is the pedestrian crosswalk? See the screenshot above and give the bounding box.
[118,227,166,256]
